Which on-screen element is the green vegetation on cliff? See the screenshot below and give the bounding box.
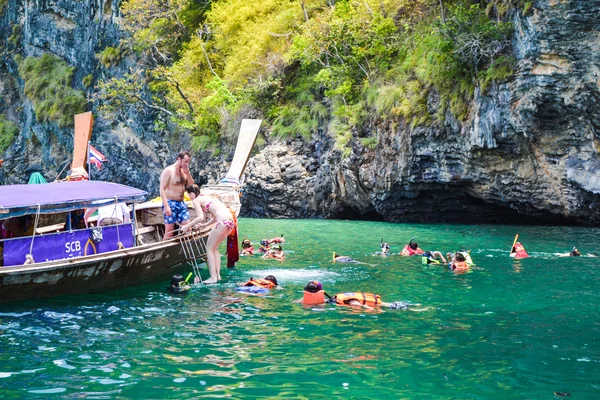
[97,0,519,153]
[0,114,19,154]
[18,54,86,127]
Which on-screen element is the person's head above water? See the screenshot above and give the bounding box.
[264,275,278,286]
[454,252,466,262]
[570,247,581,257]
[380,239,390,251]
[242,239,252,248]
[409,241,419,250]
[304,280,323,293]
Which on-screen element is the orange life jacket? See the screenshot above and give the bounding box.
[451,261,469,270]
[241,279,275,289]
[303,290,325,305]
[401,245,424,256]
[334,292,382,307]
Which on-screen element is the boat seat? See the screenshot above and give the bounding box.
[36,223,65,234]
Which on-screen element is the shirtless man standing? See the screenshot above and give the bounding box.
[160,151,195,240]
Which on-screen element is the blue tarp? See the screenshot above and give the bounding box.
[0,181,147,218]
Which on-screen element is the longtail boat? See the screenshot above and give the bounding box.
[0,114,261,303]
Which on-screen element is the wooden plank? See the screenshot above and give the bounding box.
[36,223,65,234]
[223,119,261,181]
[71,112,94,170]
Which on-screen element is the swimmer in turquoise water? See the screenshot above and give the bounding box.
[298,281,419,310]
[236,275,278,294]
[262,244,285,260]
[240,238,254,256]
[379,239,390,256]
[558,247,599,257]
[332,252,358,263]
[421,251,447,265]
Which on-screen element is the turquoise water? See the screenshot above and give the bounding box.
[1,218,599,398]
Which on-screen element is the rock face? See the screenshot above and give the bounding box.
[242,0,600,225]
[0,0,176,194]
[1,0,600,225]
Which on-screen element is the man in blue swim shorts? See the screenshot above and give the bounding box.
[160,151,195,240]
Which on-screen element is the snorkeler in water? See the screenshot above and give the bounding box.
[400,238,424,256]
[448,252,470,271]
[332,252,359,263]
[558,247,599,257]
[168,274,191,294]
[240,275,278,289]
[262,244,285,260]
[236,275,278,294]
[379,239,390,255]
[240,238,254,256]
[298,281,418,310]
[260,235,285,245]
[421,251,448,265]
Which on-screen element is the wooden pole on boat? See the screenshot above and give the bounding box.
[222,119,262,181]
[510,234,519,253]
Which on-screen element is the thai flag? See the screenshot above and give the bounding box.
[89,144,107,170]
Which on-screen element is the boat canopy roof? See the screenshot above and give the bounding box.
[0,181,147,218]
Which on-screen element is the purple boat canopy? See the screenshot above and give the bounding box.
[0,181,147,218]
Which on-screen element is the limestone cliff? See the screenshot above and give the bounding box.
[0,0,177,193]
[1,0,599,225]
[241,0,600,225]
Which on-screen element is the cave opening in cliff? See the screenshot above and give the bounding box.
[339,189,579,226]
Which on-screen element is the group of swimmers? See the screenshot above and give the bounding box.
[240,236,285,260]
[333,238,475,271]
[375,236,597,268]
[239,276,415,310]
[169,272,416,310]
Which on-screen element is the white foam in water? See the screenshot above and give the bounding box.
[28,388,67,394]
[98,379,125,385]
[21,368,45,374]
[0,312,32,317]
[0,372,12,378]
[43,311,83,321]
[53,360,76,370]
[244,269,340,283]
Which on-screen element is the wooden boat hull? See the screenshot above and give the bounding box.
[0,118,262,303]
[0,232,208,303]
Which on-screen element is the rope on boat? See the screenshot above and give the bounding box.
[113,197,124,250]
[25,204,41,264]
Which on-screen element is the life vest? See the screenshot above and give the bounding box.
[302,290,325,305]
[511,242,529,259]
[451,261,469,270]
[334,292,382,307]
[241,278,275,289]
[401,245,424,256]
